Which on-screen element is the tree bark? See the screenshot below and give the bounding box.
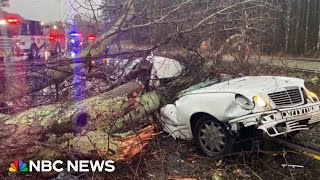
[0,81,160,167]
[0,125,155,173]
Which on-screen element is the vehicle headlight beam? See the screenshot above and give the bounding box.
[254,96,267,107]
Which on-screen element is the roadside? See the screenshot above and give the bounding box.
[245,55,320,73]
[112,40,320,73]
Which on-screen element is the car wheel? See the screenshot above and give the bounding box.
[29,44,39,60]
[194,115,233,157]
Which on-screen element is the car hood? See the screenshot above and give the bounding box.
[181,76,305,95]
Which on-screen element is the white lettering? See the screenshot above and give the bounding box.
[29,160,40,172]
[42,160,52,172]
[79,160,89,172]
[89,160,104,172]
[52,160,64,172]
[104,160,115,172]
[67,160,78,172]
[29,160,115,172]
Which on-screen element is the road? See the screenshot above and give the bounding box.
[3,42,320,74]
[115,42,320,73]
[2,51,49,62]
[224,55,320,73]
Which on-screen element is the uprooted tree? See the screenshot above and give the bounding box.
[0,0,305,175]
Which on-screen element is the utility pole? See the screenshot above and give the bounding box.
[59,0,61,20]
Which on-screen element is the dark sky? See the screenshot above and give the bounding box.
[4,0,101,22]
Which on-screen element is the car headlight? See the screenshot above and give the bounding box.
[253,96,267,107]
[235,94,254,110]
[71,39,75,43]
[305,88,319,102]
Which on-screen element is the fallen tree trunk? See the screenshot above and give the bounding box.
[35,125,156,161]
[0,81,160,165]
[1,80,144,132]
[111,91,161,133]
[0,125,155,173]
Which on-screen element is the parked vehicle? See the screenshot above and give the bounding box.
[45,27,66,55]
[102,54,183,87]
[160,76,320,157]
[86,34,96,46]
[67,31,84,53]
[0,12,66,61]
[80,34,96,49]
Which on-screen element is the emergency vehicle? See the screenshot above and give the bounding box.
[45,24,66,56]
[67,32,96,54]
[67,31,84,52]
[0,12,66,61]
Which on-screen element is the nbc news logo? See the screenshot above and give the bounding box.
[9,160,28,173]
[8,160,115,173]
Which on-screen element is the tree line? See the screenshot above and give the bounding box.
[99,0,320,57]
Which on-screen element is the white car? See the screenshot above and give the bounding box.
[108,54,183,87]
[160,76,320,156]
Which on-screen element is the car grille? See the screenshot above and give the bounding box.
[0,37,12,55]
[268,88,303,107]
[0,37,12,49]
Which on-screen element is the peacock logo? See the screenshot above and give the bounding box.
[9,160,28,173]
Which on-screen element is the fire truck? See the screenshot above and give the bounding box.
[0,12,66,61]
[44,24,66,56]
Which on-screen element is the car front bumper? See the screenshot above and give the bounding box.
[229,102,320,137]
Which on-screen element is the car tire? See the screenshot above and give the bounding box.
[194,115,233,157]
[29,44,39,60]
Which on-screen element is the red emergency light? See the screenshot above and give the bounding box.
[6,18,19,24]
[88,34,96,40]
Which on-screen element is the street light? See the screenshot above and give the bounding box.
[58,0,61,20]
[0,19,7,25]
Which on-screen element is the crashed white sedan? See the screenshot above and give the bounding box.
[160,76,320,156]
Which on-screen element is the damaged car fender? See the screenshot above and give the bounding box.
[161,92,251,140]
